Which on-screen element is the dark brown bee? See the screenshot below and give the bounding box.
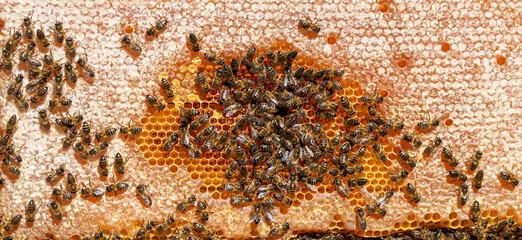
[382,117,404,131]
[187,33,202,52]
[79,122,92,145]
[204,51,225,65]
[366,203,386,216]
[194,72,211,94]
[46,164,65,183]
[5,145,22,163]
[195,200,213,222]
[442,147,459,167]
[98,155,109,177]
[472,169,483,189]
[95,127,117,141]
[470,200,481,223]
[193,222,214,238]
[19,41,36,63]
[500,171,519,187]
[324,68,345,78]
[114,153,128,175]
[417,113,439,129]
[159,77,175,98]
[195,125,216,142]
[145,94,166,112]
[36,28,50,48]
[403,132,423,148]
[62,129,78,149]
[177,194,196,211]
[189,114,210,131]
[64,37,76,58]
[154,214,176,232]
[89,141,109,156]
[43,51,62,71]
[162,132,179,152]
[48,200,64,220]
[230,57,240,75]
[66,173,77,194]
[360,90,384,105]
[398,150,417,168]
[105,176,129,195]
[64,62,78,83]
[2,157,21,175]
[2,49,14,71]
[5,114,18,135]
[423,136,442,154]
[52,73,64,96]
[81,179,104,198]
[73,142,89,160]
[405,182,421,203]
[52,186,73,201]
[269,221,290,237]
[3,214,22,231]
[77,55,95,77]
[448,170,467,182]
[146,18,168,37]
[389,168,409,183]
[29,87,49,104]
[355,207,367,231]
[4,30,22,51]
[120,34,142,53]
[221,181,242,193]
[7,74,23,96]
[55,112,83,129]
[136,184,152,206]
[339,97,356,115]
[119,122,143,138]
[52,21,65,44]
[224,159,239,180]
[22,15,34,39]
[457,183,469,205]
[333,178,349,196]
[26,199,37,223]
[179,106,200,119]
[49,97,72,109]
[372,143,388,163]
[468,150,483,171]
[298,19,321,33]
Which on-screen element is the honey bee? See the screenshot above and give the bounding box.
[158,77,176,99]
[89,141,109,156]
[194,72,211,94]
[333,178,350,196]
[29,86,48,103]
[177,195,196,211]
[22,15,34,39]
[3,214,22,231]
[146,18,168,37]
[5,114,18,135]
[196,200,213,222]
[48,200,64,220]
[179,106,200,119]
[186,33,202,52]
[193,222,214,238]
[105,176,129,195]
[324,68,345,78]
[366,203,387,216]
[52,186,73,201]
[204,51,225,65]
[360,90,384,105]
[43,51,62,71]
[221,181,242,193]
[398,150,417,168]
[7,74,23,96]
[136,184,152,206]
[62,129,78,149]
[224,159,239,180]
[81,179,104,198]
[195,125,216,142]
[162,132,179,152]
[457,183,469,205]
[77,55,95,78]
[63,37,77,59]
[222,102,244,118]
[2,50,14,71]
[46,164,65,183]
[189,114,210,131]
[114,153,128,175]
[64,62,78,83]
[298,19,321,33]
[355,208,367,231]
[55,112,83,129]
[403,132,423,148]
[19,41,36,63]
[423,136,442,155]
[382,117,404,131]
[417,113,439,130]
[500,171,519,187]
[470,200,481,223]
[269,221,290,237]
[448,170,467,182]
[145,94,166,112]
[52,21,66,44]
[26,199,37,223]
[73,142,89,160]
[5,145,22,163]
[2,157,20,176]
[154,214,176,232]
[442,147,459,167]
[120,34,142,53]
[468,150,483,171]
[405,182,421,203]
[0,135,11,154]
[98,155,109,177]
[372,143,388,163]
[472,169,483,189]
[49,97,72,109]
[66,173,77,194]
[4,30,22,52]
[95,127,117,141]
[389,168,409,183]
[36,28,50,48]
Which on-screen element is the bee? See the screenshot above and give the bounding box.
[442,147,459,167]
[224,159,239,180]
[423,136,442,154]
[55,112,83,129]
[46,164,65,183]
[177,195,196,211]
[49,97,72,109]
[29,86,48,104]
[221,181,242,193]
[355,208,367,231]
[19,41,36,63]
[48,200,64,220]
[448,170,467,182]
[223,102,244,118]
[195,125,216,142]
[324,68,345,78]
[66,173,77,194]
[114,153,128,175]
[160,132,179,152]
[195,200,213,222]
[146,18,168,37]
[2,50,14,71]
[36,28,50,48]
[7,74,23,96]
[457,183,469,205]
[98,155,109,177]
[333,178,349,196]
[186,33,202,52]
[73,142,89,160]
[52,186,73,201]
[3,214,22,231]
[95,127,117,141]
[417,113,439,129]
[105,176,129,195]
[64,37,77,58]
[89,141,109,156]
[405,182,421,203]
[43,51,62,71]
[193,222,214,238]
[62,129,78,149]
[52,21,66,44]
[389,168,409,183]
[189,114,210,131]
[2,157,21,176]
[298,19,321,33]
[470,200,481,223]
[366,203,386,216]
[372,143,388,163]
[194,72,211,94]
[145,94,166,112]
[64,62,78,83]
[360,90,384,105]
[325,134,341,155]
[0,135,11,154]
[472,169,484,189]
[382,117,404,131]
[136,184,152,206]
[204,51,225,65]
[403,132,423,148]
[26,199,37,223]
[81,179,104,198]
[22,15,34,39]
[5,114,18,135]
[159,77,176,98]
[4,30,22,51]
[154,214,176,232]
[398,150,417,168]
[77,55,95,77]
[269,221,290,237]
[468,150,483,171]
[179,106,200,119]
[5,145,22,163]
[120,34,141,52]
[500,171,519,187]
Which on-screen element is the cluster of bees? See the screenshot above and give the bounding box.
[120,18,168,53]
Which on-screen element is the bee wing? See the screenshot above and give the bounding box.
[306,183,317,192]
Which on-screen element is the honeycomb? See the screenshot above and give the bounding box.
[0,0,521,239]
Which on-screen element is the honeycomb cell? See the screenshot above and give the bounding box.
[169,165,178,173]
[401,221,409,228]
[441,42,451,52]
[143,151,152,159]
[305,193,313,201]
[148,158,156,165]
[424,213,433,221]
[407,213,416,222]
[379,3,389,12]
[410,221,418,228]
[496,55,506,65]
[449,211,457,220]
[191,172,199,180]
[445,118,454,127]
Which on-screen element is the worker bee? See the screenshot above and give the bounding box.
[46,164,65,183]
[146,18,168,37]
[269,221,291,237]
[63,37,77,58]
[145,94,166,112]
[468,150,483,171]
[195,200,213,222]
[298,19,321,33]
[2,50,14,71]
[114,153,128,175]
[159,77,175,98]
[405,182,421,203]
[66,173,77,194]
[194,72,211,94]
[403,132,423,148]
[224,159,239,180]
[81,179,104,198]
[43,51,62,71]
[7,74,23,96]
[5,114,18,135]
[118,122,142,138]
[333,178,350,196]
[95,127,117,141]
[89,141,109,156]
[389,168,409,183]
[26,199,37,223]
[382,117,404,131]
[221,181,242,193]
[52,21,66,44]
[62,129,78,149]
[442,147,459,167]
[423,136,442,155]
[204,51,225,65]
[372,143,388,163]
[5,145,22,163]
[29,86,48,104]
[19,41,36,63]
[98,155,109,177]
[105,176,129,195]
[360,90,384,105]
[55,112,83,129]
[136,184,152,206]
[354,207,367,231]
[193,222,214,238]
[48,200,64,220]
[49,97,72,109]
[417,113,439,129]
[73,142,89,160]
[500,171,519,187]
[154,214,176,232]
[52,186,73,201]
[2,157,21,175]
[186,33,202,52]
[36,28,50,48]
[53,73,64,96]
[22,14,34,39]
[366,203,386,216]
[77,55,95,77]
[470,200,481,223]
[472,169,483,189]
[179,106,200,119]
[4,30,22,52]
[162,132,179,152]
[398,150,417,168]
[64,62,78,83]
[189,114,210,131]
[195,125,216,142]
[457,183,469,205]
[448,170,468,182]
[120,34,142,53]
[3,214,22,231]
[324,68,345,78]
[177,195,196,211]
[0,135,11,154]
